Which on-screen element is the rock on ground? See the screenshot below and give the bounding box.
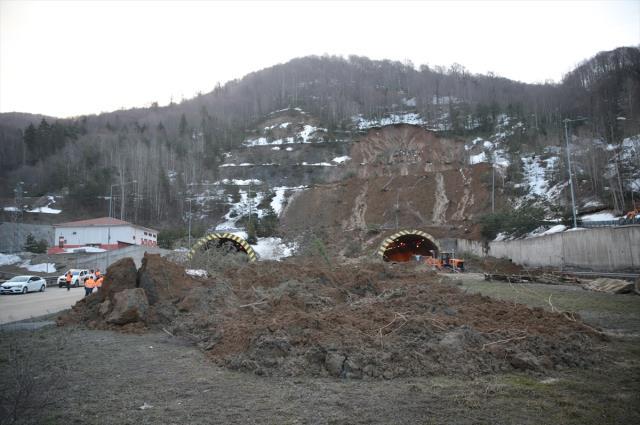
[106,288,149,325]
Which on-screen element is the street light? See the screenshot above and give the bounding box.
[107,180,136,270]
[109,180,137,219]
[563,118,588,228]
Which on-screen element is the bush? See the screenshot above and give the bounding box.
[23,233,47,254]
[479,205,547,240]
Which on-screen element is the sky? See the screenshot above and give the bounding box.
[1,0,638,118]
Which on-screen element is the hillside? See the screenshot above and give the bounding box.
[0,47,639,254]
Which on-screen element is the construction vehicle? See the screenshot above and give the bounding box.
[618,206,640,224]
[425,250,465,272]
[624,207,640,221]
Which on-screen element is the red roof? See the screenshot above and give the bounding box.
[55,217,157,233]
[56,217,129,227]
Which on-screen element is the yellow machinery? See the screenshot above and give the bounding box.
[425,251,465,272]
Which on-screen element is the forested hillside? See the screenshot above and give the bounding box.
[0,46,638,231]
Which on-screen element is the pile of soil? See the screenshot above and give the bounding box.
[59,255,606,379]
[57,253,205,331]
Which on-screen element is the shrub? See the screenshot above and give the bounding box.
[479,204,547,240]
[23,233,47,254]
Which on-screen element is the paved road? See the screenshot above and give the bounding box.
[0,286,85,324]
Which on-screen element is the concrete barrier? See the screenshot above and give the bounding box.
[57,246,172,272]
[451,225,640,272]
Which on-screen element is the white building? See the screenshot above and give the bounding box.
[51,217,158,253]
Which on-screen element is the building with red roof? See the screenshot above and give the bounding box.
[49,217,158,254]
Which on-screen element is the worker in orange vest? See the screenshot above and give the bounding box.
[96,276,104,290]
[95,269,101,279]
[65,271,72,291]
[84,276,96,297]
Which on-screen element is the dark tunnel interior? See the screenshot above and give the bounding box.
[383,234,438,262]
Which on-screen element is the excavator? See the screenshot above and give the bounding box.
[425,250,465,272]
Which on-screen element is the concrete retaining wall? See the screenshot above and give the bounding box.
[451,225,640,272]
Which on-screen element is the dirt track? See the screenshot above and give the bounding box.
[1,280,639,424]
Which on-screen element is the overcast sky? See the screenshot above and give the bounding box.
[1,0,638,118]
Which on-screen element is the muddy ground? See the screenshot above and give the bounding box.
[1,272,639,424]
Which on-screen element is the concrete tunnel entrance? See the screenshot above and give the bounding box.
[188,232,257,262]
[377,229,440,262]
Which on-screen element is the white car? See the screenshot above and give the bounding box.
[0,275,47,294]
[57,269,94,288]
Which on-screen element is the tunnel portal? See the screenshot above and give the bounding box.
[378,230,440,262]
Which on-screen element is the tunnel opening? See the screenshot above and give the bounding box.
[203,238,247,254]
[188,232,258,262]
[378,230,440,263]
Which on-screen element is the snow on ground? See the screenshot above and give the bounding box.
[354,113,424,130]
[271,186,306,216]
[3,207,20,212]
[29,196,61,214]
[244,124,327,147]
[331,156,351,164]
[27,206,62,214]
[264,122,291,131]
[216,179,262,186]
[541,224,567,235]
[583,200,605,208]
[271,147,280,151]
[493,232,508,242]
[301,162,334,167]
[64,246,107,253]
[0,253,21,266]
[581,212,617,221]
[521,157,548,197]
[252,237,297,261]
[285,147,293,152]
[185,269,207,278]
[519,154,561,201]
[493,150,510,167]
[20,261,56,273]
[469,152,487,165]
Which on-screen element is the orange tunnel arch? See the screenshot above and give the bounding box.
[377,229,441,262]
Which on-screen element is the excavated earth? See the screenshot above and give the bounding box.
[59,254,606,380]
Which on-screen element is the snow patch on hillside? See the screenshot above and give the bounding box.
[581,211,617,221]
[271,186,306,216]
[469,152,487,165]
[216,179,262,186]
[253,237,297,260]
[244,124,327,147]
[332,156,351,164]
[0,253,21,266]
[20,261,56,273]
[353,113,424,130]
[301,162,334,167]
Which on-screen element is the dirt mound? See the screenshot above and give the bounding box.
[57,253,203,331]
[58,256,606,378]
[166,260,605,379]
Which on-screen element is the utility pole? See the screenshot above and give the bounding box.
[491,161,495,213]
[188,198,192,248]
[12,182,24,253]
[107,180,136,269]
[564,118,587,229]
